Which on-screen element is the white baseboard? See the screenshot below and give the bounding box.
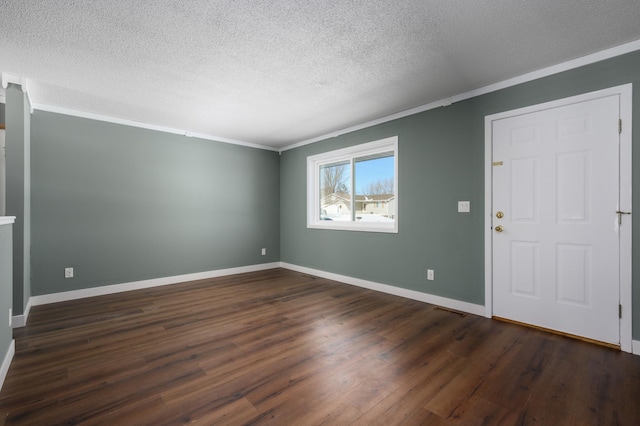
[9,262,638,357]
[12,315,25,328]
[21,262,281,314]
[0,339,15,391]
[279,264,640,356]
[20,261,485,324]
[11,298,32,328]
[280,262,486,317]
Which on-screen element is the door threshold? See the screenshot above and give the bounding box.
[492,316,620,350]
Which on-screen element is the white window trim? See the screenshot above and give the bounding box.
[307,136,398,233]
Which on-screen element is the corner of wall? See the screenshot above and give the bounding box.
[5,83,31,319]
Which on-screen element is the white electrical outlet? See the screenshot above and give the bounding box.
[9,308,12,327]
[458,201,470,213]
[427,269,435,281]
[261,248,266,256]
[64,267,74,278]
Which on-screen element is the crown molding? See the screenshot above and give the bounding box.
[5,37,640,153]
[31,103,279,152]
[280,37,640,152]
[1,74,33,112]
[1,73,23,89]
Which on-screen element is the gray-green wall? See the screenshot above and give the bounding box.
[10,49,640,342]
[30,112,280,296]
[280,50,640,340]
[5,85,30,316]
[0,224,13,378]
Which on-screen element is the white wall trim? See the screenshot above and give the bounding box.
[1,75,33,113]
[0,340,15,392]
[30,103,279,152]
[23,80,33,114]
[10,262,638,356]
[280,262,485,316]
[619,84,634,354]
[0,216,16,226]
[282,98,448,152]
[21,263,280,312]
[281,38,640,152]
[11,297,32,328]
[1,73,23,89]
[484,84,633,353]
[5,39,639,153]
[18,261,487,326]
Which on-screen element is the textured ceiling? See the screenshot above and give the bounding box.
[1,1,640,148]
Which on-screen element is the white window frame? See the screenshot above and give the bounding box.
[307,136,398,233]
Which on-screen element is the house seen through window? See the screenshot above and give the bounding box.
[307,136,398,233]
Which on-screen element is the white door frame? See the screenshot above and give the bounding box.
[484,84,633,353]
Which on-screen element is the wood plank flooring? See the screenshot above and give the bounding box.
[1,268,639,425]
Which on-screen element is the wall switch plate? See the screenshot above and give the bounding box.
[64,267,74,278]
[261,248,266,256]
[9,308,12,327]
[427,269,435,280]
[458,201,470,213]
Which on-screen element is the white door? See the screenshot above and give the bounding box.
[492,95,620,345]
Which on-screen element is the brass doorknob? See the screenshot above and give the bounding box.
[496,211,504,219]
[495,225,504,233]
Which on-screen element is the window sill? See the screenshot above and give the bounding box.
[307,221,398,233]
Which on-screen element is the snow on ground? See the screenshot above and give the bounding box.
[323,214,394,223]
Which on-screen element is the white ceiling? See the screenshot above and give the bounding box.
[1,1,640,149]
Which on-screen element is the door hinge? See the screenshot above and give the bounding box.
[492,161,503,167]
[619,304,622,319]
[619,119,622,134]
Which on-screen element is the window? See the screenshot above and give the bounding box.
[307,136,398,233]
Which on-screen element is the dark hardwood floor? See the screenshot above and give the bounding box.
[1,268,639,425]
